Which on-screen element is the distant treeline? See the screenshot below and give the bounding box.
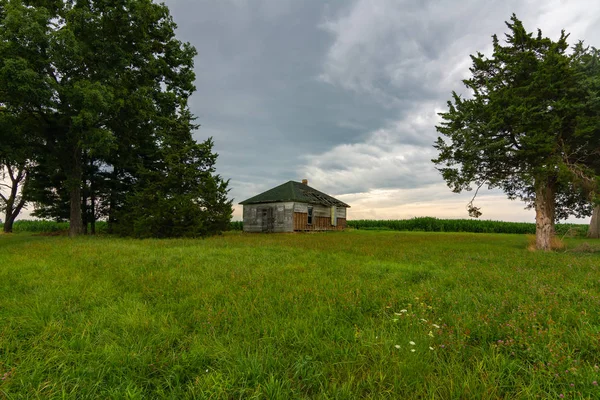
[3,218,588,237]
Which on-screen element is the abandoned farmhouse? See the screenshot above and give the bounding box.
[239,180,350,233]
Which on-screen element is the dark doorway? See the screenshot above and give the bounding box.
[261,207,275,233]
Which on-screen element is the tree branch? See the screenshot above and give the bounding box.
[7,165,16,183]
[13,197,27,218]
[467,181,485,218]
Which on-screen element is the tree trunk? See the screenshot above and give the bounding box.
[535,177,556,251]
[68,148,84,237]
[89,161,96,235]
[90,189,96,235]
[3,196,15,233]
[107,168,119,234]
[588,205,600,239]
[69,184,83,236]
[3,214,15,233]
[3,199,25,233]
[82,185,88,235]
[1,164,27,233]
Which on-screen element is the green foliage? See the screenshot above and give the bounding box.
[0,1,49,230]
[228,221,243,231]
[114,138,232,238]
[347,217,588,236]
[1,0,228,237]
[434,15,600,226]
[1,232,599,398]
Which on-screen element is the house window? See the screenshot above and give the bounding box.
[307,206,313,225]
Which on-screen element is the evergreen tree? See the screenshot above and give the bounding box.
[116,137,232,238]
[434,15,600,250]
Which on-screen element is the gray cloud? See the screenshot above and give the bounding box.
[161,0,600,221]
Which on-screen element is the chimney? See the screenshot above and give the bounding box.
[301,179,308,185]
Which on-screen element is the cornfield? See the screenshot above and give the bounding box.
[0,220,108,233]
[229,221,243,231]
[347,217,588,237]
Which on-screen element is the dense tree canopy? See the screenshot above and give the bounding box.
[115,137,232,238]
[434,15,600,250]
[0,0,232,237]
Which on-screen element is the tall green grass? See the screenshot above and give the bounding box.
[6,218,588,236]
[0,231,599,398]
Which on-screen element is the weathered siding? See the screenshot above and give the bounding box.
[244,202,348,232]
[293,213,347,231]
[242,202,294,232]
[293,203,343,217]
[292,202,347,231]
[293,203,308,213]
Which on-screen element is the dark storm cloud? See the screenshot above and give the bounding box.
[163,0,397,204]
[161,0,600,220]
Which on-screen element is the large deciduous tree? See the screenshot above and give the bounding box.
[0,0,48,232]
[434,15,600,250]
[0,115,38,232]
[1,0,232,237]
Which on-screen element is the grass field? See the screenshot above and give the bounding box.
[1,231,599,399]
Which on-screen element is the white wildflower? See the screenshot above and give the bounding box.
[409,341,416,346]
[428,331,434,337]
[394,345,401,349]
[429,347,434,351]
[432,324,440,329]
[411,349,416,352]
[420,318,428,323]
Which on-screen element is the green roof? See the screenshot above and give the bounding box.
[239,181,350,207]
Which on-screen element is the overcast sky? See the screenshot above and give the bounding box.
[162,0,600,222]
